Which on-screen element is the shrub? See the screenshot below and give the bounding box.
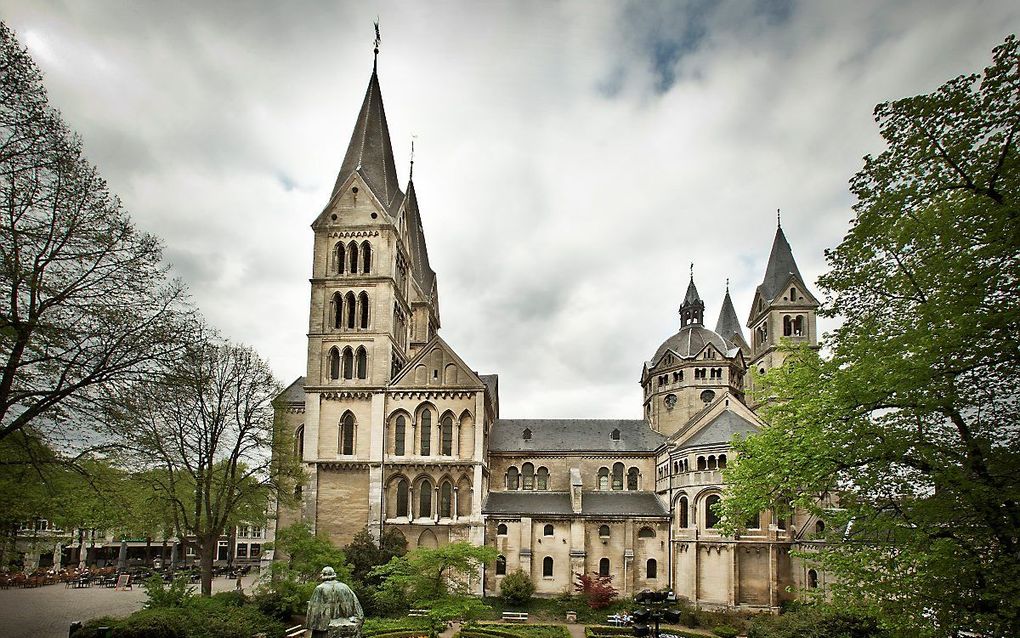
[712,626,740,638]
[747,604,888,638]
[574,572,618,610]
[500,569,535,606]
[143,575,196,609]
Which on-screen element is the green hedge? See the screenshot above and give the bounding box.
[586,626,710,638]
[70,602,286,638]
[364,617,442,637]
[460,624,570,638]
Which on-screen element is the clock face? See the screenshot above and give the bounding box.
[665,393,677,409]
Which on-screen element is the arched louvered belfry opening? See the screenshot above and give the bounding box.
[361,241,372,273]
[339,412,355,456]
[348,241,359,273]
[328,347,341,380]
[345,292,356,328]
[335,242,346,274]
[355,346,368,379]
[358,291,370,328]
[331,292,343,329]
[342,347,354,379]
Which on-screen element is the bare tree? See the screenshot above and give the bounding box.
[117,337,299,595]
[0,22,193,449]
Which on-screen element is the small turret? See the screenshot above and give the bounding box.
[679,269,705,328]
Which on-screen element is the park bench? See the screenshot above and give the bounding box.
[502,612,528,623]
[408,609,429,617]
[285,625,305,638]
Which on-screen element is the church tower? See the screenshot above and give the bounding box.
[745,219,819,405]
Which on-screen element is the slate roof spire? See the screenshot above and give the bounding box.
[330,35,401,210]
[756,222,808,303]
[680,265,705,328]
[715,280,749,352]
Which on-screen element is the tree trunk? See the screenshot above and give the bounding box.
[199,539,215,596]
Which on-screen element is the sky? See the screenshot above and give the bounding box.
[4,1,1018,419]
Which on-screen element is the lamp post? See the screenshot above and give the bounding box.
[631,590,680,638]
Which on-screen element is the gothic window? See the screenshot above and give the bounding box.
[497,523,508,536]
[522,463,535,490]
[543,556,553,577]
[348,241,359,273]
[611,428,621,441]
[646,559,657,579]
[345,292,356,328]
[329,347,341,380]
[598,525,610,538]
[417,480,433,519]
[332,292,343,329]
[746,511,761,530]
[506,466,519,490]
[627,467,640,490]
[361,241,372,273]
[612,463,624,491]
[420,410,432,455]
[705,494,722,529]
[294,425,304,462]
[339,412,355,455]
[496,555,506,576]
[598,467,609,490]
[358,292,370,328]
[396,479,409,517]
[638,526,655,538]
[355,346,368,379]
[536,466,549,490]
[718,454,727,468]
[599,558,610,577]
[522,428,532,440]
[342,347,354,379]
[708,455,717,470]
[335,242,346,274]
[439,481,453,518]
[677,496,689,528]
[543,524,554,536]
[783,315,792,336]
[441,415,454,455]
[395,415,406,456]
[807,569,818,589]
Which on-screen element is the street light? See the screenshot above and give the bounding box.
[631,590,681,638]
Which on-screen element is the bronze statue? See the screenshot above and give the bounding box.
[307,566,364,638]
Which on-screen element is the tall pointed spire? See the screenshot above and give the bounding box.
[331,25,400,209]
[680,267,705,328]
[757,224,807,302]
[715,280,749,352]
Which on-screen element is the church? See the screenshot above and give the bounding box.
[274,51,827,610]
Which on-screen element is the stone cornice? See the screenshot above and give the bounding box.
[327,230,382,239]
[316,460,378,471]
[388,390,480,400]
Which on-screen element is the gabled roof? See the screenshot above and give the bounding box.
[756,226,808,303]
[680,410,758,448]
[489,419,664,453]
[715,289,750,352]
[389,335,484,389]
[274,376,305,404]
[669,391,765,448]
[331,65,402,212]
[482,491,669,517]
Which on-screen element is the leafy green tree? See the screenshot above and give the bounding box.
[371,541,496,610]
[499,568,534,606]
[344,525,407,585]
[721,36,1020,638]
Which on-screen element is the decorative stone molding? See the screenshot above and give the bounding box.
[316,461,378,471]
[328,230,381,238]
[320,391,374,401]
[388,390,479,400]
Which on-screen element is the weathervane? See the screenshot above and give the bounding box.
[373,19,381,63]
[409,136,417,180]
[777,208,782,228]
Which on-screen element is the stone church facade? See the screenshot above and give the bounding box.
[275,56,827,610]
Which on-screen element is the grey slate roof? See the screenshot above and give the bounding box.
[482,491,668,517]
[332,66,403,213]
[652,325,729,362]
[275,376,305,404]
[489,419,665,453]
[403,181,438,299]
[682,277,703,307]
[479,374,499,407]
[757,226,807,302]
[715,290,749,352]
[681,409,758,448]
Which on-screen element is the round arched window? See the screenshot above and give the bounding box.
[700,389,716,404]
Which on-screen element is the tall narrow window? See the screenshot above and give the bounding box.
[544,524,554,536]
[793,315,804,336]
[395,415,406,456]
[612,463,624,491]
[783,315,792,336]
[627,467,640,490]
[348,242,359,273]
[506,467,519,490]
[790,287,797,301]
[335,243,346,274]
[332,292,343,329]
[807,569,818,588]
[339,413,355,455]
[439,481,452,518]
[496,555,506,576]
[356,346,367,379]
[345,292,356,328]
[543,556,553,577]
[598,467,609,490]
[342,347,354,379]
[418,482,432,519]
[746,512,761,530]
[396,479,409,517]
[361,241,372,273]
[536,467,549,490]
[718,454,727,468]
[329,347,340,380]
[646,559,657,579]
[358,292,370,328]
[295,425,304,462]
[441,415,453,455]
[419,410,431,456]
[599,558,610,577]
[522,463,534,490]
[678,496,689,528]
[705,495,722,529]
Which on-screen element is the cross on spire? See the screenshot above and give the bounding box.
[777,208,781,229]
[373,19,381,65]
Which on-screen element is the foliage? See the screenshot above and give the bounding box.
[747,604,887,638]
[720,35,1020,638]
[0,22,193,451]
[72,594,286,638]
[424,595,490,623]
[363,616,442,637]
[459,624,569,638]
[573,572,618,610]
[499,568,535,606]
[254,522,351,619]
[144,575,196,609]
[345,525,409,584]
[372,541,496,607]
[712,626,740,638]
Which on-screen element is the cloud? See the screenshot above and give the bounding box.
[5,0,1019,418]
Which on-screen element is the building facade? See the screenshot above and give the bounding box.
[275,54,828,609]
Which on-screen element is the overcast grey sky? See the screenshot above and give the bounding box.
[4,1,1017,418]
